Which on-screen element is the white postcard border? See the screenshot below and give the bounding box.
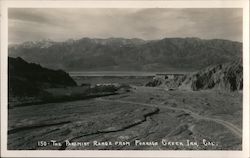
[1,0,249,157]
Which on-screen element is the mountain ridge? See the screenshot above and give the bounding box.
[9,37,242,72]
[146,60,243,92]
[8,57,77,96]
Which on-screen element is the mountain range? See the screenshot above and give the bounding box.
[9,37,242,72]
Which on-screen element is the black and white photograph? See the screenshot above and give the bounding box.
[1,0,249,157]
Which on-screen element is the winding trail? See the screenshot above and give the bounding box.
[97,98,242,138]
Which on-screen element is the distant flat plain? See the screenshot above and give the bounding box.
[70,71,156,86]
[69,71,188,76]
[70,71,187,86]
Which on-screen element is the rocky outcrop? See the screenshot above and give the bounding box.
[8,57,77,96]
[146,61,243,92]
[145,76,163,87]
[146,74,185,89]
[179,61,243,91]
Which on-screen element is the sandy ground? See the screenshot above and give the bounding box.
[8,86,242,150]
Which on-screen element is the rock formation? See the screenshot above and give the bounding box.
[146,61,243,92]
[180,61,243,91]
[8,57,77,96]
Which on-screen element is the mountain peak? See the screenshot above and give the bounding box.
[15,39,55,49]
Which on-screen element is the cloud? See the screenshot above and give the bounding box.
[8,8,242,44]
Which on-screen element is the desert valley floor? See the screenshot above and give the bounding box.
[8,86,242,150]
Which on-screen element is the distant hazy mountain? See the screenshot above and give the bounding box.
[10,39,56,49]
[8,37,242,72]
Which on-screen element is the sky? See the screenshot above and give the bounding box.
[8,8,242,44]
